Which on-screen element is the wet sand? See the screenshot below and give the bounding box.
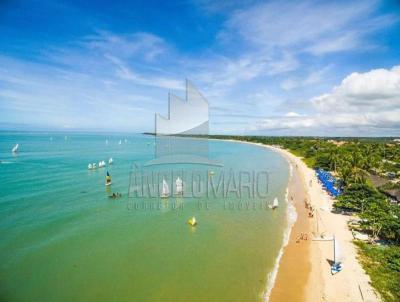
[269,159,314,301]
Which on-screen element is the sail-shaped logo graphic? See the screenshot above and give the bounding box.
[147,79,220,166]
[155,80,209,135]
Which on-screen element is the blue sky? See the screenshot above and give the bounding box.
[0,0,399,135]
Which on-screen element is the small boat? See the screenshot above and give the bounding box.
[118,140,122,145]
[208,170,215,176]
[88,163,93,170]
[188,216,197,226]
[331,235,343,275]
[269,197,279,209]
[92,163,97,169]
[12,144,19,153]
[105,171,112,186]
[175,177,183,195]
[98,160,106,168]
[161,178,170,198]
[108,158,113,165]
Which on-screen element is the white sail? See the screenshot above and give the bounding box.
[175,177,183,194]
[162,179,170,197]
[12,144,19,153]
[118,140,122,145]
[268,197,279,209]
[109,157,113,165]
[333,236,344,264]
[88,163,92,169]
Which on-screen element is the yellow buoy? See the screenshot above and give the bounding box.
[188,216,197,226]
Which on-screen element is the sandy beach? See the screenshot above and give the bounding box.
[267,145,380,302]
[224,140,381,302]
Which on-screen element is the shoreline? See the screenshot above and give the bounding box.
[268,145,380,302]
[262,176,298,301]
[268,146,313,302]
[218,139,380,302]
[218,139,313,301]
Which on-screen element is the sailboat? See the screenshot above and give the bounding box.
[175,177,183,195]
[161,179,170,198]
[188,216,197,226]
[118,140,122,145]
[269,197,279,209]
[105,171,112,186]
[331,235,343,274]
[108,157,113,165]
[312,209,334,241]
[12,144,19,153]
[88,163,93,170]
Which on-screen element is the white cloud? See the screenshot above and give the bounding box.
[105,54,184,90]
[251,65,400,134]
[220,0,397,55]
[281,66,331,91]
[1,0,398,135]
[0,54,161,130]
[285,112,301,117]
[312,66,400,112]
[306,32,361,55]
[249,116,315,131]
[85,31,168,61]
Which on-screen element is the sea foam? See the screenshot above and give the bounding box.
[263,161,297,302]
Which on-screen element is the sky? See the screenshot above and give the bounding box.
[0,0,399,136]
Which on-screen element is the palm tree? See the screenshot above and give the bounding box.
[350,152,369,184]
[328,148,338,173]
[338,163,352,187]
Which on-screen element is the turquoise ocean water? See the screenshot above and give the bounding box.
[0,132,290,302]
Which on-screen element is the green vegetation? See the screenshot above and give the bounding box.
[200,135,400,301]
[355,241,400,302]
